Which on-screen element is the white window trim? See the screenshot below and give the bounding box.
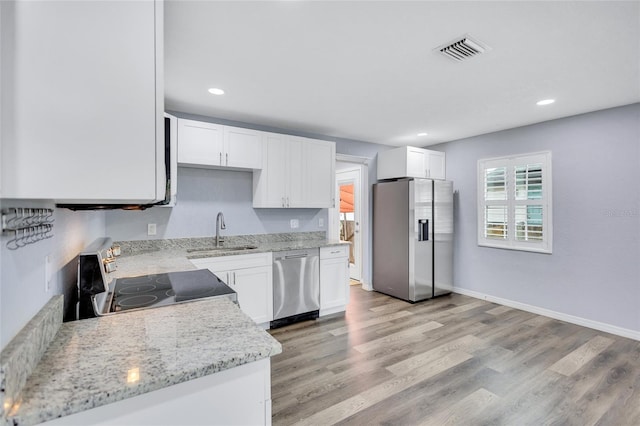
[477,151,553,254]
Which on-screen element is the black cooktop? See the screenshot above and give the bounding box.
[109,269,236,313]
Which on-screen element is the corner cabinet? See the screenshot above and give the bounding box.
[190,253,273,327]
[319,246,350,316]
[253,135,336,208]
[177,119,263,170]
[0,1,165,203]
[377,146,446,181]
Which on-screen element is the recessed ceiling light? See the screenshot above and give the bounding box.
[417,132,428,137]
[208,88,225,95]
[536,99,555,106]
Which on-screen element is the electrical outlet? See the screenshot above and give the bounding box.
[44,255,53,292]
[290,219,299,229]
[318,218,324,227]
[147,223,157,236]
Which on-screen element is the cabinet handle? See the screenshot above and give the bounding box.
[282,197,285,207]
[226,153,229,166]
[220,152,223,165]
[286,197,290,207]
[233,271,236,285]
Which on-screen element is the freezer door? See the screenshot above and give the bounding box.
[410,178,434,301]
[433,180,454,296]
[372,180,410,300]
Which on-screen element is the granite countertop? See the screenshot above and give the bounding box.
[5,297,282,426]
[110,232,347,279]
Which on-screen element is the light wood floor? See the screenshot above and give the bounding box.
[269,287,640,426]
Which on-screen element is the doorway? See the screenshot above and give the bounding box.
[336,167,362,283]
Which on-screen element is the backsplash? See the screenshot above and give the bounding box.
[104,167,327,241]
[115,231,327,256]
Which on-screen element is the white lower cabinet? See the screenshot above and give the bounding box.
[38,358,272,426]
[191,253,273,326]
[319,246,350,316]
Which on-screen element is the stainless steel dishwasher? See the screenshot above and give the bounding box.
[271,248,320,328]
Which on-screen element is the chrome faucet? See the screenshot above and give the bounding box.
[215,212,226,247]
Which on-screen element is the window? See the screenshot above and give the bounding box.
[477,151,552,253]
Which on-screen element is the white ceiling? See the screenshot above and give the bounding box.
[165,1,640,147]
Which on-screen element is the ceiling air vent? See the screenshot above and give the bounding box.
[436,35,489,62]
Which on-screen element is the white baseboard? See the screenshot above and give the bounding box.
[453,287,640,341]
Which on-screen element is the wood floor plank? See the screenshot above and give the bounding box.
[486,305,513,315]
[385,334,482,376]
[328,310,413,336]
[548,335,615,376]
[419,388,500,426]
[353,320,443,353]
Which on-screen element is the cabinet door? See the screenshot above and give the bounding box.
[1,0,163,202]
[177,119,224,167]
[287,138,305,208]
[319,254,349,316]
[232,266,273,325]
[254,134,289,207]
[304,139,336,208]
[224,127,263,169]
[406,147,428,178]
[427,151,446,180]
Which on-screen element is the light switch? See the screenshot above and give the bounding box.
[147,223,157,235]
[290,219,299,229]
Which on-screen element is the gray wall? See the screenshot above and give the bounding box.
[431,103,640,332]
[0,200,105,349]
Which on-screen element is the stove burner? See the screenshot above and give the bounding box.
[120,276,153,285]
[117,294,158,308]
[166,289,175,297]
[118,284,156,295]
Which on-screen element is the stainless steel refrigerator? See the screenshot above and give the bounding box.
[373,178,453,302]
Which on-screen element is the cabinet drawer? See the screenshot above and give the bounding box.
[190,252,272,271]
[320,245,348,259]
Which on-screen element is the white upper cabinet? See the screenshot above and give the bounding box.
[177,120,224,166]
[377,146,446,181]
[177,119,263,170]
[253,135,335,208]
[303,138,336,208]
[0,0,164,203]
[224,127,264,169]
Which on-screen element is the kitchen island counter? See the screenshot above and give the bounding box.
[3,297,281,426]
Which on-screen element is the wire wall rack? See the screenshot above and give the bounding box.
[1,207,55,250]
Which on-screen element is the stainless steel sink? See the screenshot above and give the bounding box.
[186,245,258,253]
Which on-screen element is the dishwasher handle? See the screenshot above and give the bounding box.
[284,254,308,260]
